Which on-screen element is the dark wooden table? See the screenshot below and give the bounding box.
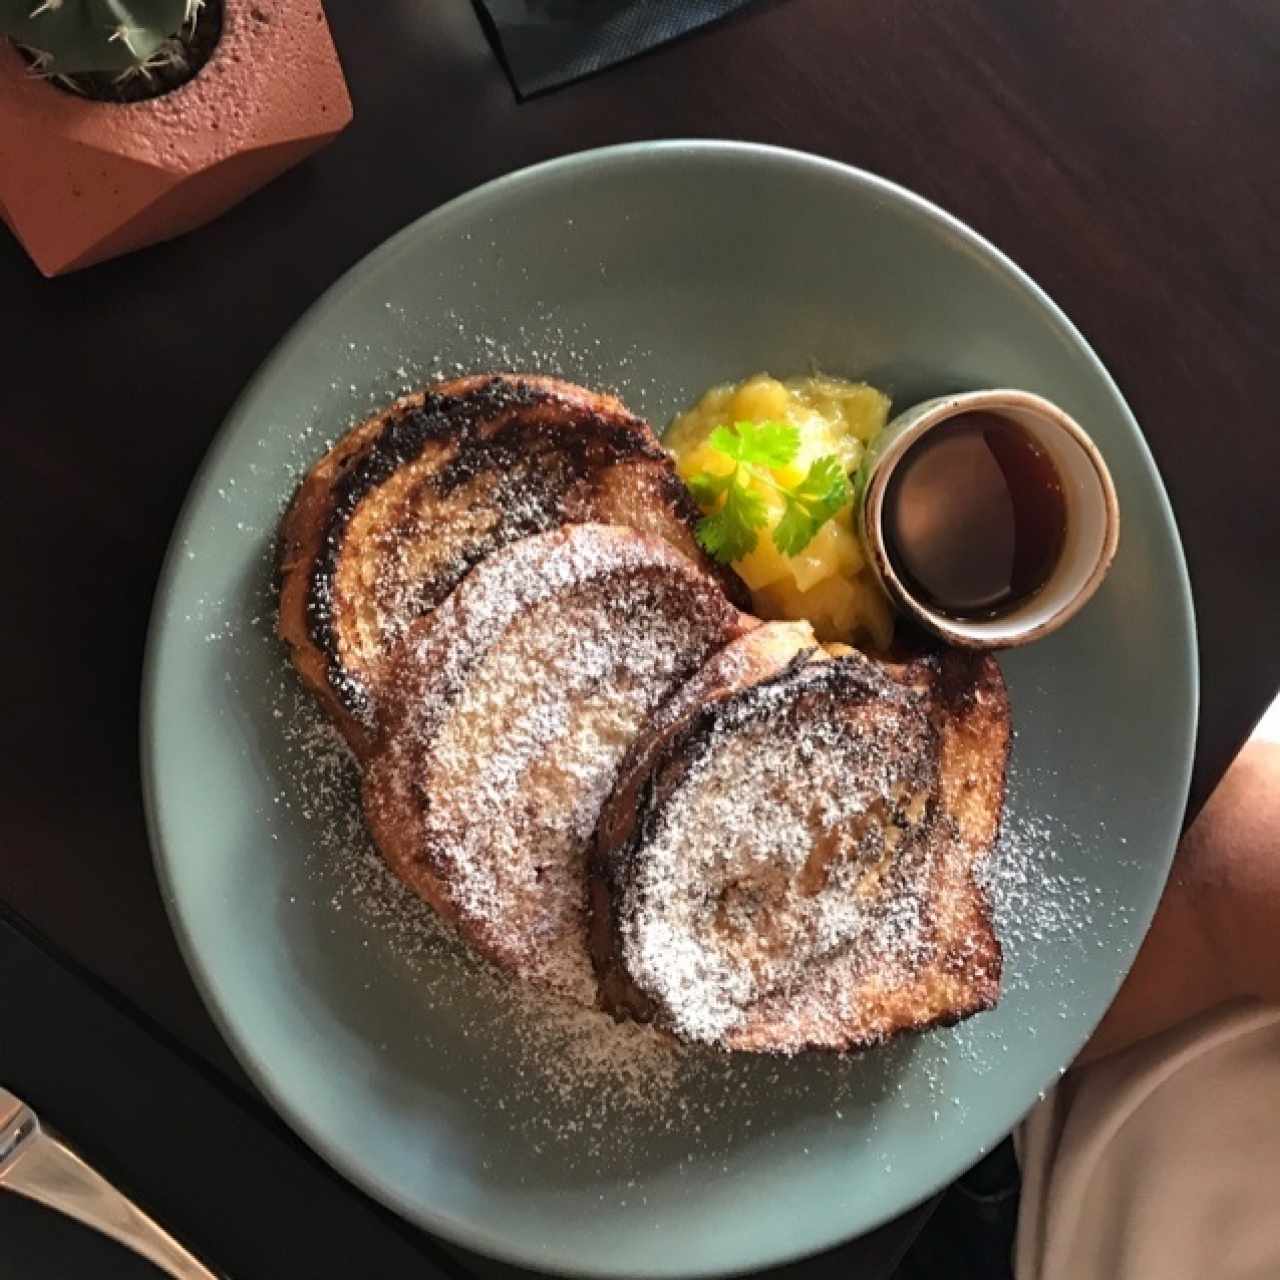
[2,1,1277,1275]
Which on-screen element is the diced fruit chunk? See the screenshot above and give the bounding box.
[666,371,895,650]
[736,532,793,591]
[730,375,790,423]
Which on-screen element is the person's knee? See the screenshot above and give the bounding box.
[1180,740,1280,1003]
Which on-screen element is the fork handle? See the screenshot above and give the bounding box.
[1,1128,220,1279]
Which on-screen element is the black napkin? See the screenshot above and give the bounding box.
[474,0,760,98]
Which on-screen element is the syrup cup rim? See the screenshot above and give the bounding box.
[858,388,1120,650]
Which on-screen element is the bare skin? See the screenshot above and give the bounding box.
[1077,739,1280,1065]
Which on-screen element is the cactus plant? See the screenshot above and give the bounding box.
[0,0,352,276]
[0,0,201,78]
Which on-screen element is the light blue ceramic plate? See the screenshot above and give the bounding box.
[142,142,1197,1278]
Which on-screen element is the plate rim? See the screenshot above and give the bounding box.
[141,139,1200,1278]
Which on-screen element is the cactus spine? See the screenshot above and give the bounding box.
[0,0,202,80]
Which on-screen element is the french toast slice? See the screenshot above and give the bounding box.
[592,645,1010,1053]
[278,373,745,753]
[361,523,754,1005]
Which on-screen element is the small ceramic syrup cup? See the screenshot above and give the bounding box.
[856,389,1119,649]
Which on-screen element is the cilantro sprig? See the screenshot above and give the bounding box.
[686,421,850,563]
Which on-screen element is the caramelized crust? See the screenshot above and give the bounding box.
[593,645,1010,1053]
[278,374,745,753]
[362,524,753,1005]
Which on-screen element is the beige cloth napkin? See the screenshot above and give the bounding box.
[1016,1001,1280,1280]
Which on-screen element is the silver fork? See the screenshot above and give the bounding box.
[1,1085,220,1279]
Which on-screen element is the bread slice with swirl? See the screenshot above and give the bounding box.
[362,523,754,1006]
[278,373,745,754]
[591,644,1010,1053]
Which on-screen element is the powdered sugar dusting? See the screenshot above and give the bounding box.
[267,646,939,1160]
[189,300,1133,1173]
[274,667,687,1115]
[365,526,744,1002]
[315,374,686,726]
[206,518,1126,1180]
[619,659,937,1046]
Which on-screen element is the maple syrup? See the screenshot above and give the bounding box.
[882,412,1067,619]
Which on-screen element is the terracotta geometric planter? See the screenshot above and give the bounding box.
[0,0,352,277]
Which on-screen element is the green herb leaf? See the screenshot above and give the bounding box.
[770,456,851,556]
[684,418,849,563]
[794,454,850,522]
[685,469,735,508]
[772,497,819,556]
[708,421,800,468]
[696,477,767,562]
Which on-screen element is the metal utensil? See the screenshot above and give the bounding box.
[1,1085,220,1279]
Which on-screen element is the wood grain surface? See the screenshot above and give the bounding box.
[0,0,1276,1271]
